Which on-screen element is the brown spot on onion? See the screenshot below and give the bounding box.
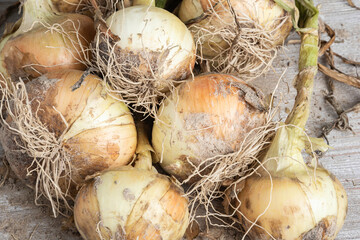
[301,216,337,240]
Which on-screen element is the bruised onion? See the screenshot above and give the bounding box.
[152,73,266,181]
[91,3,196,114]
[74,122,189,240]
[0,0,95,82]
[232,4,348,239]
[0,69,137,215]
[177,0,293,78]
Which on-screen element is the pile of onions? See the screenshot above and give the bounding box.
[0,69,137,215]
[0,0,94,82]
[177,0,293,78]
[231,3,348,239]
[74,122,189,240]
[152,73,266,182]
[91,1,196,114]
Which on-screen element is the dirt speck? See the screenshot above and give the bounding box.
[123,188,135,201]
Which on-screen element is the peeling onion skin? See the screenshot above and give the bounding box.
[3,69,137,186]
[178,0,293,57]
[74,167,189,240]
[236,167,348,240]
[105,5,196,84]
[152,73,266,182]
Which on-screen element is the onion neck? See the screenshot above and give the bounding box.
[134,121,154,171]
[263,0,320,176]
[178,0,203,23]
[17,0,57,33]
[133,0,156,6]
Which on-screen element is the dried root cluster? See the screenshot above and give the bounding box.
[91,29,183,116]
[0,79,73,216]
[183,0,293,80]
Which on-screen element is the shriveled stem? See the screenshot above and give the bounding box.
[18,0,56,32]
[134,121,153,171]
[263,0,321,174]
[285,0,319,129]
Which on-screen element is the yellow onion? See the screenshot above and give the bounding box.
[177,0,293,78]
[236,155,348,239]
[74,122,189,240]
[0,69,137,194]
[233,4,348,239]
[91,3,196,114]
[0,0,95,82]
[179,0,293,56]
[105,5,195,81]
[152,73,266,181]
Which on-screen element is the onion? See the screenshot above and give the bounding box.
[177,0,293,79]
[232,4,348,239]
[74,122,189,240]
[105,5,195,81]
[152,73,266,182]
[0,0,95,82]
[91,2,196,114]
[0,69,137,215]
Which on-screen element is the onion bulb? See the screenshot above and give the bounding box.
[104,5,195,81]
[152,73,266,181]
[0,0,95,82]
[177,0,293,78]
[91,2,196,114]
[74,122,189,240]
[232,4,348,239]
[0,69,137,214]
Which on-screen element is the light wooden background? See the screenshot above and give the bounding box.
[0,0,359,239]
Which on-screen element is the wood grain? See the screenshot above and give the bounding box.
[0,0,360,239]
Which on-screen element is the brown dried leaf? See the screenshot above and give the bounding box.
[345,102,360,114]
[333,52,360,66]
[348,0,360,10]
[319,24,335,56]
[318,63,360,89]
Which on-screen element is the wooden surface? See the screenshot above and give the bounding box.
[1,0,360,239]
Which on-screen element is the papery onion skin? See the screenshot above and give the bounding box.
[74,167,189,240]
[2,69,137,185]
[178,0,293,57]
[0,0,95,81]
[236,167,348,240]
[52,0,86,13]
[105,5,196,84]
[152,73,266,181]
